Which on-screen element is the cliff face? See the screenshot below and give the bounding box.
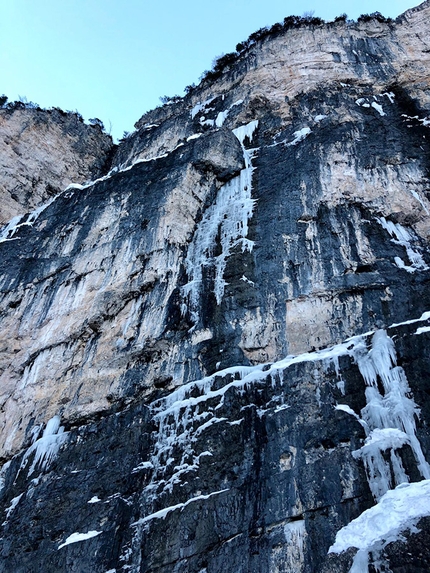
[0,107,114,225]
[1,3,430,572]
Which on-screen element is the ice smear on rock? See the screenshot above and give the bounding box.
[182,120,258,326]
[4,493,24,520]
[0,460,11,493]
[281,519,307,571]
[0,194,60,243]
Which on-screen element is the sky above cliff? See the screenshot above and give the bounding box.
[1,0,420,140]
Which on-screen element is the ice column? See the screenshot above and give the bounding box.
[182,120,259,326]
[352,330,430,500]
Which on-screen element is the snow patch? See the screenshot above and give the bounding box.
[191,97,216,119]
[371,102,386,116]
[271,127,311,147]
[335,404,361,421]
[240,275,255,286]
[287,127,311,146]
[329,480,430,554]
[382,92,395,103]
[416,325,430,335]
[214,99,243,127]
[356,96,387,115]
[134,489,229,525]
[215,110,229,127]
[401,113,430,127]
[389,310,430,329]
[186,133,202,141]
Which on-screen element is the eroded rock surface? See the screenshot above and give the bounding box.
[1,3,430,572]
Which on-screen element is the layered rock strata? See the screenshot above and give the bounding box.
[1,2,430,572]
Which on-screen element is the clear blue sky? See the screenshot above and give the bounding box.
[1,0,420,140]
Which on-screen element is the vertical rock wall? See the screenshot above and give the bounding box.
[1,2,430,571]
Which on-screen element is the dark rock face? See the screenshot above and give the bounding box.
[1,3,430,572]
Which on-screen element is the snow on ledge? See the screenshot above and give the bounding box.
[287,127,311,146]
[133,489,229,526]
[58,530,102,550]
[416,325,430,335]
[389,310,430,329]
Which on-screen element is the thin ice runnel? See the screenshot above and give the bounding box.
[182,120,258,325]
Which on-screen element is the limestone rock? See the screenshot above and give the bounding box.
[1,3,430,572]
[0,107,114,224]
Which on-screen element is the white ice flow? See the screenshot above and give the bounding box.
[182,120,258,325]
[351,330,430,499]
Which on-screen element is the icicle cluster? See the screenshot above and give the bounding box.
[331,328,430,572]
[20,415,68,476]
[351,330,430,499]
